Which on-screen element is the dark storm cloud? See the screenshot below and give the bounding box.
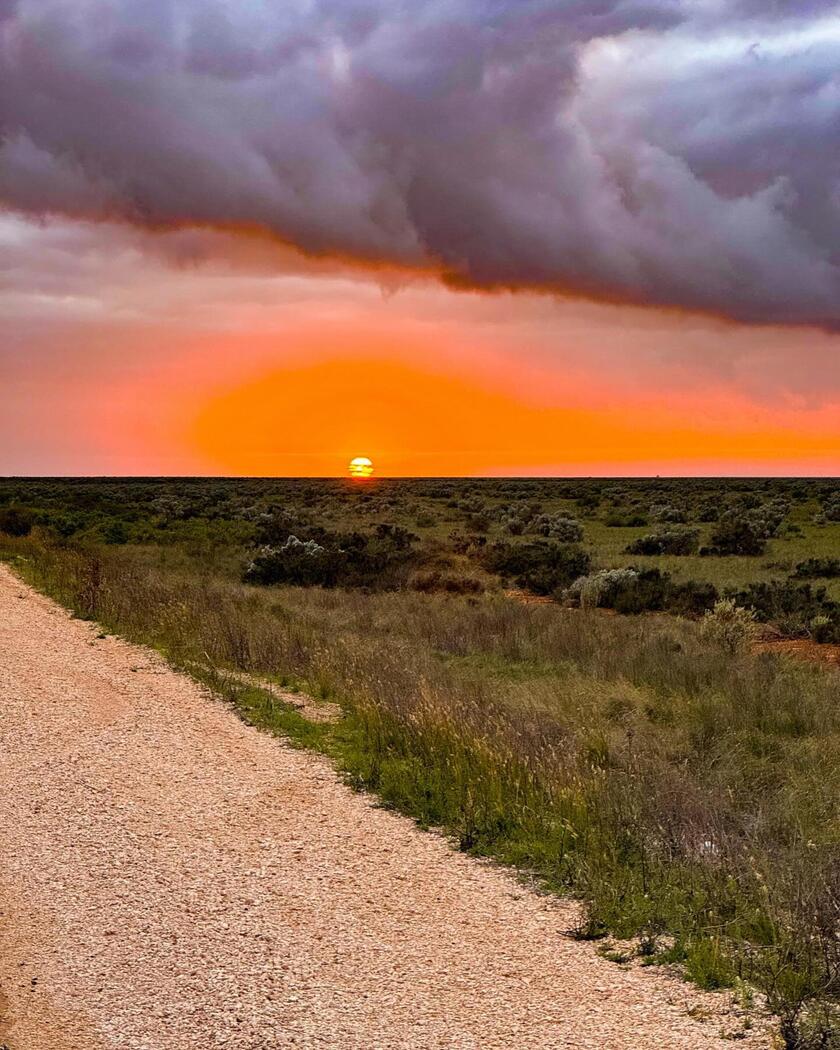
[1,0,839,325]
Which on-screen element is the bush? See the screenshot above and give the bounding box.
[102,520,129,545]
[650,503,687,525]
[703,513,767,556]
[609,568,672,613]
[245,536,338,586]
[449,531,487,555]
[565,567,668,614]
[746,499,789,539]
[482,541,591,595]
[0,506,34,537]
[666,579,719,617]
[496,501,540,536]
[566,568,639,609]
[793,559,840,580]
[465,512,492,533]
[811,616,835,644]
[244,525,420,590]
[575,493,600,516]
[530,514,584,542]
[626,528,699,556]
[821,494,840,522]
[567,569,718,617]
[729,581,839,640]
[700,599,758,654]
[39,512,84,539]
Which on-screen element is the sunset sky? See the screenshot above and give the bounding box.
[2,0,839,476]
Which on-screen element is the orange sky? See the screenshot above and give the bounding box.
[2,215,839,477]
[189,352,840,476]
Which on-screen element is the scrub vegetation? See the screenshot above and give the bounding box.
[2,475,840,1045]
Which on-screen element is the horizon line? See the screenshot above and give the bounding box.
[3,474,839,483]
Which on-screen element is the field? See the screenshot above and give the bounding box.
[3,476,840,1046]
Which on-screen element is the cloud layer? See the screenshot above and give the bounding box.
[2,0,839,325]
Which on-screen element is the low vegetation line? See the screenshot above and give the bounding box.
[4,536,840,1048]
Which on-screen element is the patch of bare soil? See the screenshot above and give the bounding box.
[754,636,840,669]
[503,587,556,605]
[0,566,772,1049]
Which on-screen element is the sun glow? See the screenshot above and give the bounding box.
[349,456,374,479]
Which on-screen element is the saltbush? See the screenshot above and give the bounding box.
[626,528,699,556]
[699,599,758,654]
[650,503,687,525]
[567,569,717,617]
[821,494,840,522]
[703,513,767,556]
[244,525,420,590]
[729,581,839,641]
[697,502,720,523]
[530,514,584,542]
[482,541,591,595]
[746,499,789,539]
[667,578,720,617]
[793,558,840,580]
[567,568,639,609]
[0,506,34,537]
[811,615,835,644]
[495,500,540,536]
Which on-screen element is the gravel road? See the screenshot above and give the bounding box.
[0,565,770,1049]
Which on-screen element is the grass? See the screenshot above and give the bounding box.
[586,518,840,601]
[4,532,840,1045]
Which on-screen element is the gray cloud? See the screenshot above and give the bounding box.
[1,0,839,325]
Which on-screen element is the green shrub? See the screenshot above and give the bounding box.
[793,558,840,580]
[530,514,583,542]
[729,581,839,640]
[568,569,717,616]
[244,525,420,590]
[482,541,591,595]
[699,599,758,654]
[666,578,719,616]
[821,494,840,522]
[703,513,767,556]
[0,506,34,537]
[811,615,835,644]
[102,520,129,545]
[626,528,699,556]
[566,568,640,609]
[650,503,687,525]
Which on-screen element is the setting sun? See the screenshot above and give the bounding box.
[348,456,374,479]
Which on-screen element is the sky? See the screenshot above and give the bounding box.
[1,0,839,477]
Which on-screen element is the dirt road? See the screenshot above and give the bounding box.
[0,565,769,1049]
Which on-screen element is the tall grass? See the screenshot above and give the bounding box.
[6,536,840,1044]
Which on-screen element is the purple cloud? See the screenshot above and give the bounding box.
[1,0,839,325]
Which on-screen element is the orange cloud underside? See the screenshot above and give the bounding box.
[190,355,840,476]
